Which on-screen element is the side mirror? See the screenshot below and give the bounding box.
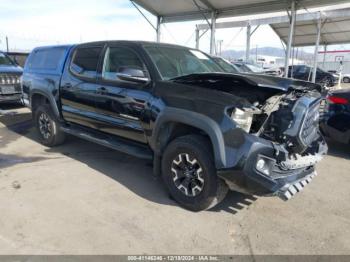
[116,67,149,84]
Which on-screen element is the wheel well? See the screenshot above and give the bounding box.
[156,122,213,155]
[152,121,216,177]
[31,93,50,112]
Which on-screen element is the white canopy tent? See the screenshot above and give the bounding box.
[130,0,349,22]
[270,9,350,82]
[130,0,350,79]
[271,10,350,47]
[196,8,350,81]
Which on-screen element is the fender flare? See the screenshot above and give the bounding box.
[30,89,61,119]
[150,107,227,169]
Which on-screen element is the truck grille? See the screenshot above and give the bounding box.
[300,102,320,146]
[0,74,21,85]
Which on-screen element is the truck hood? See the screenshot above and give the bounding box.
[171,73,322,93]
[0,65,23,74]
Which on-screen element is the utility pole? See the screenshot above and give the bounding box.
[6,36,9,52]
[217,40,223,56]
[195,27,200,49]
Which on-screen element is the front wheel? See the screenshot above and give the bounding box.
[343,77,350,83]
[161,135,228,211]
[34,104,65,147]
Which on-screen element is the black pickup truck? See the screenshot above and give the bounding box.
[0,51,23,103]
[22,41,327,211]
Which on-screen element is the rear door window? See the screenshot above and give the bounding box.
[70,46,102,78]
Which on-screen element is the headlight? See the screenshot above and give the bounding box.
[256,156,274,176]
[230,108,253,132]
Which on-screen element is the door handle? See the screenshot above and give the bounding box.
[62,83,72,89]
[97,87,107,94]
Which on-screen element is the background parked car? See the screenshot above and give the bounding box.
[320,88,350,144]
[233,62,265,74]
[0,51,23,104]
[262,67,283,76]
[343,74,350,83]
[288,65,337,87]
[328,70,350,83]
[211,56,242,73]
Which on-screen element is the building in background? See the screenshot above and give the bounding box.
[235,55,305,68]
[318,50,350,74]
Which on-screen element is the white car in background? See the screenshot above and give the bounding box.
[342,74,350,83]
[328,70,350,83]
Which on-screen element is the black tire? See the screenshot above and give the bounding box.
[161,135,228,211]
[343,77,350,83]
[34,104,65,147]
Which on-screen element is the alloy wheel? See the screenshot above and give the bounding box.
[38,112,52,140]
[171,153,204,197]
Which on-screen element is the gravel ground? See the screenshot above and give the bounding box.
[0,101,349,255]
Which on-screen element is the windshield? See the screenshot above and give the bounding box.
[246,64,264,72]
[144,45,224,80]
[212,57,240,73]
[234,63,252,73]
[0,53,15,66]
[317,67,326,74]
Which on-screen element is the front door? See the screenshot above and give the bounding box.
[94,45,153,143]
[60,45,103,128]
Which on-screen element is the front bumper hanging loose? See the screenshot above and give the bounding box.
[277,171,318,201]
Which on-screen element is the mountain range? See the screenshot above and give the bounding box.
[221,47,313,61]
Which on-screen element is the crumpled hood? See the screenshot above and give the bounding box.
[171,72,322,93]
[0,65,23,74]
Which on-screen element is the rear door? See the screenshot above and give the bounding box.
[93,44,153,143]
[60,44,103,128]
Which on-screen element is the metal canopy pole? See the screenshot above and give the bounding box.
[246,23,251,62]
[131,1,161,42]
[156,16,162,42]
[322,45,327,67]
[210,11,216,55]
[195,27,200,49]
[312,14,322,83]
[284,0,296,78]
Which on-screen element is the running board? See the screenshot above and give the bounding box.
[61,125,153,160]
[277,172,318,201]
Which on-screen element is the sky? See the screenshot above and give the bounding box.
[0,0,350,55]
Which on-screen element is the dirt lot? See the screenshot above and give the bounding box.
[0,101,350,255]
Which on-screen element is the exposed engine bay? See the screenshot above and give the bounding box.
[246,90,322,154]
[172,73,324,155]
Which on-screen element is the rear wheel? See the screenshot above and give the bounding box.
[343,77,350,83]
[34,104,65,147]
[161,135,228,211]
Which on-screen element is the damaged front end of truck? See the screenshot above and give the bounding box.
[172,73,328,200]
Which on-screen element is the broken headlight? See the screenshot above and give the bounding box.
[230,108,253,132]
